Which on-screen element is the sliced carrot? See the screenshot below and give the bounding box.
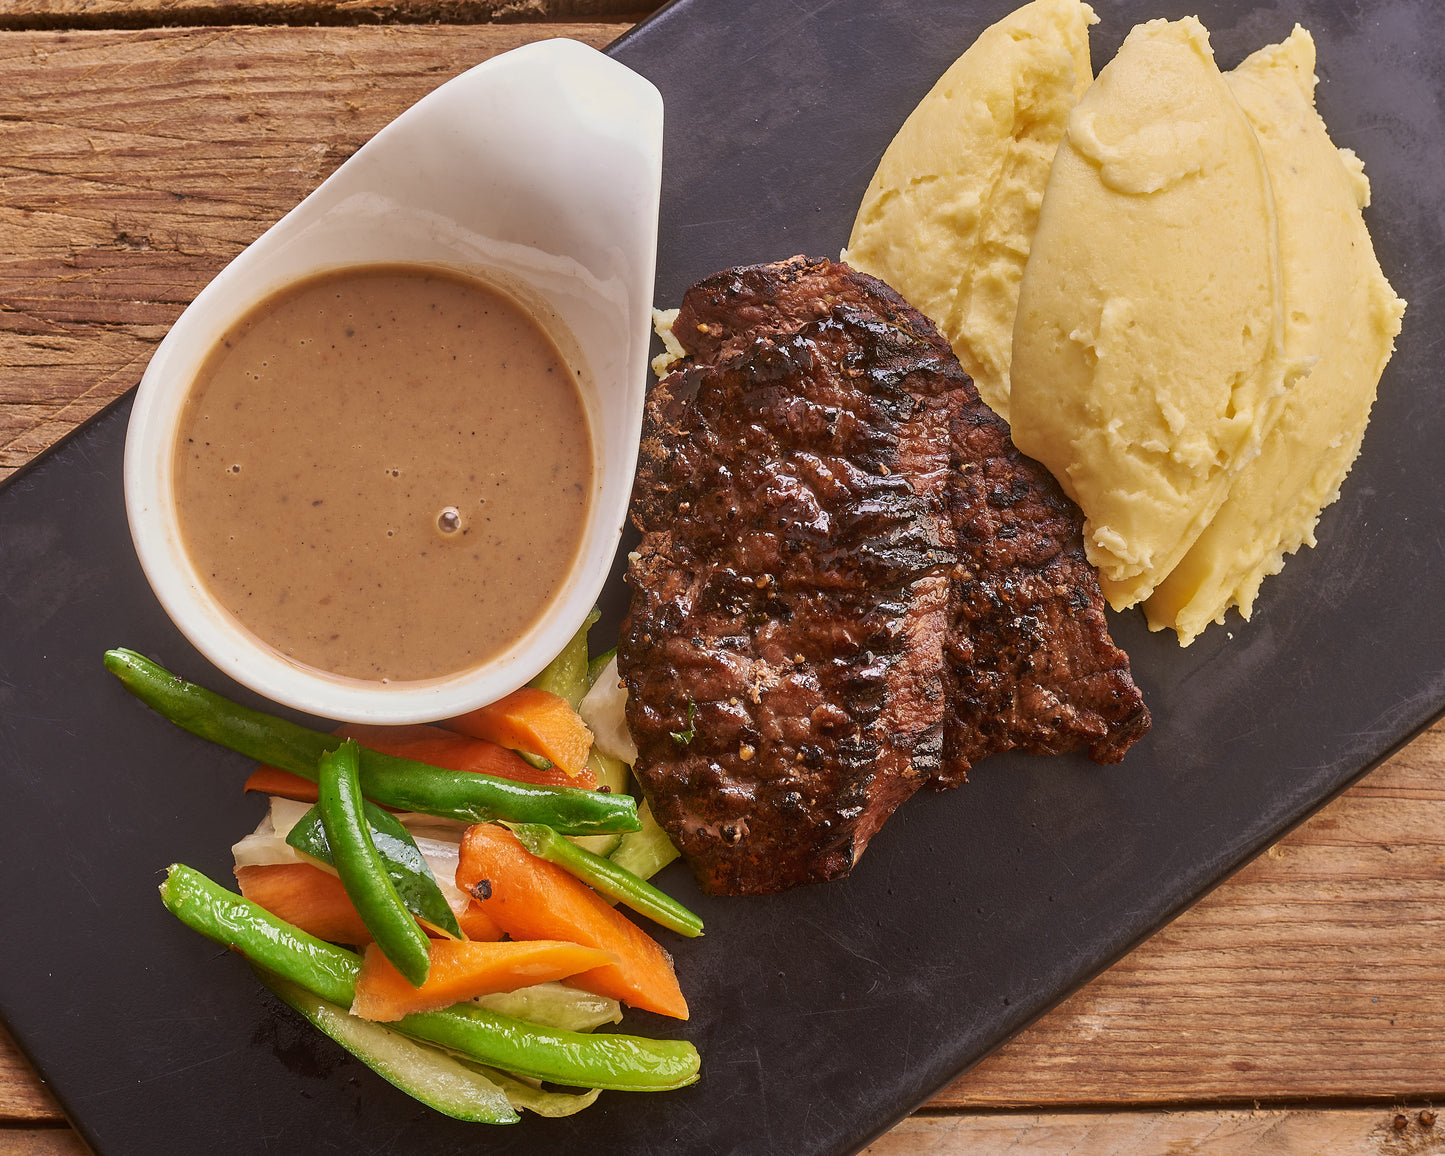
[457,899,504,943]
[335,722,596,790]
[351,938,617,1022]
[235,862,371,945]
[243,722,596,798]
[456,824,688,1019]
[243,765,319,802]
[236,862,496,947]
[445,688,594,779]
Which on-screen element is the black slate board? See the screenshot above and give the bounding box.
[2,1,1442,1153]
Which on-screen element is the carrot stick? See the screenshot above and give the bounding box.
[336,723,597,790]
[445,689,594,779]
[234,862,372,945]
[351,938,618,1022]
[243,766,319,802]
[236,863,499,946]
[456,825,688,1020]
[457,899,503,943]
[243,722,598,798]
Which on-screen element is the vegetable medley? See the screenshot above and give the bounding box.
[104,616,701,1125]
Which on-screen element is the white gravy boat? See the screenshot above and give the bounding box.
[124,38,663,722]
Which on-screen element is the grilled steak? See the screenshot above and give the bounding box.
[939,404,1152,781]
[619,257,1149,895]
[621,260,962,894]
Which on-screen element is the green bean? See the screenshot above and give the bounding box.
[318,741,432,986]
[158,864,701,1092]
[398,1003,699,1092]
[104,648,640,835]
[255,969,519,1124]
[160,863,360,1005]
[504,822,702,938]
[568,749,631,857]
[287,800,461,939]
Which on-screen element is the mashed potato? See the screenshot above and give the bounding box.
[842,0,1096,421]
[1143,27,1406,642]
[836,4,1405,645]
[1008,16,1310,611]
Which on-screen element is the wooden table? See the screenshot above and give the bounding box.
[2,4,1441,1153]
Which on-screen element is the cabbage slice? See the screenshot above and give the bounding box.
[578,655,638,765]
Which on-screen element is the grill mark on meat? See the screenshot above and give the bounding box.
[620,256,1149,895]
[623,276,961,895]
[939,405,1151,780]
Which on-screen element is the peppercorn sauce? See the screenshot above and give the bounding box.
[173,265,593,683]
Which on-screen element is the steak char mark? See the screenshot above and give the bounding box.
[619,257,1149,896]
[941,404,1152,779]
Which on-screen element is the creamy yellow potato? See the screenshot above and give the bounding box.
[1009,16,1309,610]
[1143,27,1406,643]
[839,2,1405,645]
[842,0,1096,421]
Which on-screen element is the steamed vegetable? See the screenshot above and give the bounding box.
[317,741,432,986]
[338,722,597,789]
[447,687,595,779]
[287,791,461,941]
[457,900,505,942]
[586,645,617,690]
[235,796,487,942]
[609,799,682,881]
[234,862,374,946]
[136,602,701,1126]
[474,982,621,1033]
[466,1064,599,1118]
[398,1001,697,1092]
[163,862,360,1005]
[578,654,638,765]
[256,969,520,1124]
[529,607,601,708]
[104,648,637,835]
[505,822,701,938]
[159,864,700,1091]
[243,723,598,796]
[456,824,689,1020]
[351,938,617,1022]
[568,748,631,857]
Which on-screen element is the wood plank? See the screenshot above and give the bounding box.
[3,1109,1444,1156]
[938,721,1445,1108]
[0,2,652,32]
[0,1131,88,1156]
[0,23,628,480]
[0,1028,56,1122]
[863,1108,1445,1155]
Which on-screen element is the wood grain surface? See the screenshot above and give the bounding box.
[1,13,1441,1156]
[862,1108,1445,1155]
[0,1,654,32]
[0,23,626,482]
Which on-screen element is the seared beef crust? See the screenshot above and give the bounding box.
[941,404,1152,780]
[620,257,1149,895]
[622,266,963,895]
